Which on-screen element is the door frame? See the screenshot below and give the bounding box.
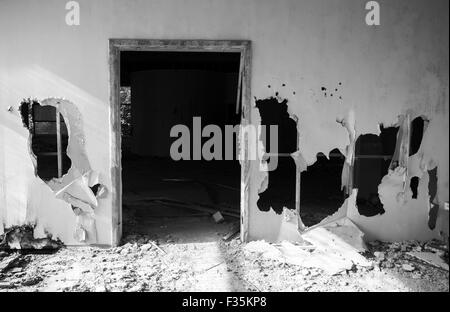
[108,39,252,246]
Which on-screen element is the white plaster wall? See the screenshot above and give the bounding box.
[0,0,448,245]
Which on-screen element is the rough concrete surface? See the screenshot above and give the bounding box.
[0,234,448,292]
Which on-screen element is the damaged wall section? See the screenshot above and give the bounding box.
[255,97,297,215]
[347,113,449,242]
[19,99,71,181]
[300,149,347,227]
[353,125,399,217]
[0,0,448,245]
[13,98,107,246]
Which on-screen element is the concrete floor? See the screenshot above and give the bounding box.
[121,156,240,244]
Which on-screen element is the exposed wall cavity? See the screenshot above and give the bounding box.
[300,149,347,227]
[409,116,426,156]
[344,111,448,242]
[17,98,107,245]
[408,116,427,200]
[410,176,420,199]
[427,167,439,230]
[353,125,399,217]
[255,97,298,214]
[19,99,71,181]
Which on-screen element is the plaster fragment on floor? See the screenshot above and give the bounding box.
[244,217,372,275]
[407,251,449,271]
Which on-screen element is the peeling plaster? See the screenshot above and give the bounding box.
[255,96,297,215]
[249,78,447,243]
[0,0,447,246]
[16,98,107,245]
[347,113,448,242]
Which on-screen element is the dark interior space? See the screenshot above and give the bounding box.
[408,116,427,199]
[354,125,399,217]
[410,116,425,156]
[300,149,347,227]
[410,176,420,199]
[255,97,297,215]
[427,167,439,230]
[254,98,346,226]
[19,100,71,181]
[120,51,242,244]
[405,116,428,202]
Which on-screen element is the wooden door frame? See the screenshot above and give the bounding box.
[109,39,252,246]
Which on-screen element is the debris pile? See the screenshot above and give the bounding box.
[0,232,448,292]
[368,239,449,273]
[0,225,62,251]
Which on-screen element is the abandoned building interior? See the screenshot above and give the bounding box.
[0,0,448,267]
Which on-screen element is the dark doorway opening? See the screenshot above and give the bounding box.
[120,51,242,244]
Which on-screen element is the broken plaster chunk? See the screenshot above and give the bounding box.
[92,184,107,198]
[374,251,385,260]
[74,225,87,243]
[212,211,225,223]
[87,171,108,198]
[62,192,93,213]
[140,244,152,252]
[73,212,97,243]
[402,263,415,272]
[55,172,98,213]
[283,208,297,223]
[407,251,449,271]
[291,151,307,172]
[0,225,62,251]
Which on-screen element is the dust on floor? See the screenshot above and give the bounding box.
[0,234,448,292]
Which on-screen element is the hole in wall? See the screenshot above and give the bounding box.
[409,116,425,156]
[18,97,104,244]
[19,99,71,182]
[427,167,439,230]
[300,148,347,227]
[255,97,297,214]
[353,125,399,217]
[410,176,420,199]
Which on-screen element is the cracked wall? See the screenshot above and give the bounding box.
[0,0,448,245]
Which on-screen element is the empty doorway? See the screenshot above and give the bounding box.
[109,40,251,246]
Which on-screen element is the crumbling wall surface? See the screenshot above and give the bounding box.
[347,114,449,241]
[0,0,448,244]
[247,0,449,242]
[1,97,109,246]
[0,64,112,246]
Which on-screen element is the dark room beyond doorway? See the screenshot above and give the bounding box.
[120,51,242,244]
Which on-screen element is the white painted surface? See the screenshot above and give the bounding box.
[0,0,448,245]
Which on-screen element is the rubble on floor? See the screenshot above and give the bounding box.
[244,218,372,275]
[0,225,62,251]
[368,239,449,272]
[0,232,448,292]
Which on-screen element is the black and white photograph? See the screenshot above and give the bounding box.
[0,0,448,299]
